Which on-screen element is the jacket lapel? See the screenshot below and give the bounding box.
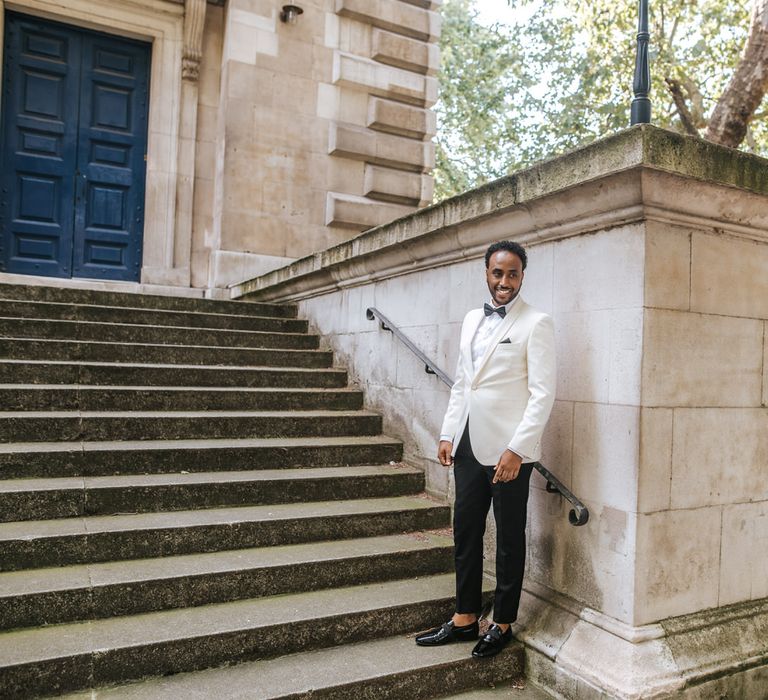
[471,299,527,382]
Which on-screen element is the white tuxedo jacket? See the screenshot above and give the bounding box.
[439,299,557,466]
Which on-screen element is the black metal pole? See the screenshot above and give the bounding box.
[630,0,651,124]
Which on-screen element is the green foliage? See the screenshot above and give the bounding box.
[435,0,759,201]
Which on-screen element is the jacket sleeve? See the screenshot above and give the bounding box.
[439,324,468,443]
[507,314,556,459]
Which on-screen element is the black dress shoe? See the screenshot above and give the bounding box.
[415,620,479,646]
[471,624,512,658]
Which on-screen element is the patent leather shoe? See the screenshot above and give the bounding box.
[415,620,479,646]
[471,624,512,658]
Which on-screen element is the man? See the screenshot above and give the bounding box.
[415,240,556,658]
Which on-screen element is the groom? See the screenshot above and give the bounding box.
[416,240,556,658]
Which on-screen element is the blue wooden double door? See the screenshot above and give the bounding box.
[1,12,150,281]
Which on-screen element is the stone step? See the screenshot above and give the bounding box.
[0,317,319,349]
[0,385,364,411]
[0,573,475,698]
[0,435,403,478]
[0,531,453,630]
[0,299,308,332]
[0,359,349,388]
[0,464,424,522]
[0,496,449,570]
[0,283,296,318]
[57,630,523,700]
[0,409,382,442]
[0,338,333,367]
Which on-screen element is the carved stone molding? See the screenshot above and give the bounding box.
[182,0,206,81]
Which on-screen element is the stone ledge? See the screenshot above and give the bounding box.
[232,126,768,301]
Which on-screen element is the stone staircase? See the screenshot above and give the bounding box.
[0,283,525,698]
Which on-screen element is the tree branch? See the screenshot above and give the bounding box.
[707,0,768,147]
[665,77,701,136]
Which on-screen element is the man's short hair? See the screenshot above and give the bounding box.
[485,241,527,270]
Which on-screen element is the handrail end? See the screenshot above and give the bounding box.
[365,308,375,321]
[569,508,589,527]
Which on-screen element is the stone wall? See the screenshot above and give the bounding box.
[201,0,440,288]
[234,125,768,698]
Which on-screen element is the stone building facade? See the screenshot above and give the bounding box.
[0,0,440,292]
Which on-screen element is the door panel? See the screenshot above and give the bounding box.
[1,13,150,282]
[73,36,149,281]
[0,16,79,277]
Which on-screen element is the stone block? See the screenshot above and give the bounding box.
[644,221,691,311]
[671,408,768,509]
[329,123,434,172]
[553,225,644,313]
[572,403,639,512]
[719,500,768,605]
[336,16,372,56]
[520,242,554,314]
[691,232,768,320]
[367,97,436,139]
[271,74,318,117]
[333,52,437,107]
[635,507,722,623]
[554,310,610,403]
[535,399,574,491]
[363,164,432,205]
[637,407,672,513]
[317,83,341,120]
[527,491,637,621]
[642,309,763,407]
[371,28,440,75]
[221,212,286,256]
[336,0,441,43]
[325,192,414,230]
[607,308,643,406]
[326,158,366,195]
[764,327,768,406]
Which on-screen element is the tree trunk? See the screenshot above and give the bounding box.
[706,0,768,148]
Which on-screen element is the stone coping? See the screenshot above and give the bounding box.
[232,125,768,301]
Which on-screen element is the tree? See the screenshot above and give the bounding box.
[434,0,767,201]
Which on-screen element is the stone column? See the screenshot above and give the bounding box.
[171,0,206,287]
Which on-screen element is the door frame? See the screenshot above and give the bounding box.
[0,0,189,288]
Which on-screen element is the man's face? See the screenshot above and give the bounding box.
[486,250,524,306]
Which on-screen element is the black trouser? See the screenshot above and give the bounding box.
[453,425,533,624]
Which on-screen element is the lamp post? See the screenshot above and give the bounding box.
[630,0,651,124]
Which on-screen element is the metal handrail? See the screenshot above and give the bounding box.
[366,306,589,526]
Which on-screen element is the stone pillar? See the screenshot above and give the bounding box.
[234,126,768,698]
[170,0,207,288]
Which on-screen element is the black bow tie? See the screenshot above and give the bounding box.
[484,303,506,318]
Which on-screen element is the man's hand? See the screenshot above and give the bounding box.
[493,449,522,483]
[438,440,454,467]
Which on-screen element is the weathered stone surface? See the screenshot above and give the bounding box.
[642,309,763,407]
[0,435,404,479]
[367,96,437,139]
[635,507,722,623]
[364,164,433,205]
[336,0,441,42]
[0,532,452,629]
[691,231,768,319]
[325,192,415,230]
[329,122,435,172]
[0,465,424,522]
[333,52,438,107]
[671,408,768,509]
[371,28,440,75]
